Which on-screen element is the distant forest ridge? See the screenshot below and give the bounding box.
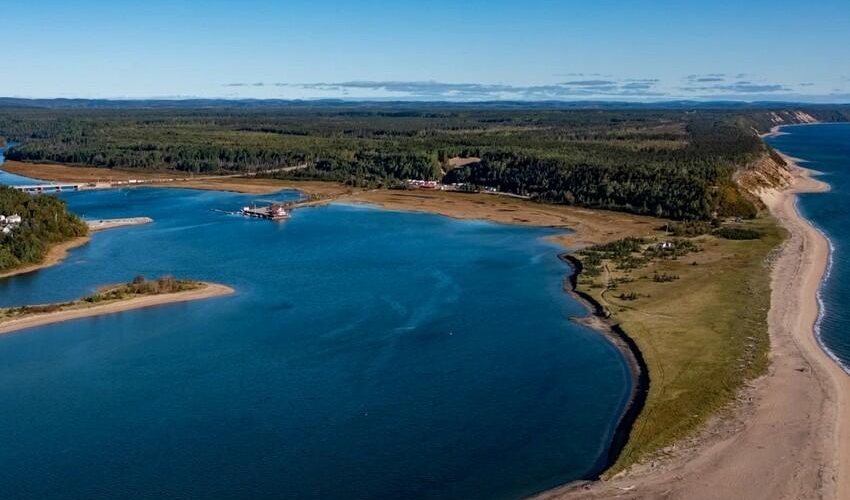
[1,97,850,111]
[1,105,848,220]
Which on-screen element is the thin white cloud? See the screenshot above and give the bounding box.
[276,80,665,99]
[219,76,841,101]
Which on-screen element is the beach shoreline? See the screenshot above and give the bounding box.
[559,254,650,478]
[0,218,154,281]
[760,125,782,138]
[760,124,787,138]
[0,236,90,280]
[762,156,849,499]
[0,282,234,335]
[532,149,847,500]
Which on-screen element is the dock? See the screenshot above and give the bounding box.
[235,196,329,221]
[241,204,290,220]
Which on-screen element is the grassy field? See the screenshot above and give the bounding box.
[574,217,786,475]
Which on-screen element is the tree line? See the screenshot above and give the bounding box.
[1,106,846,220]
[0,187,88,272]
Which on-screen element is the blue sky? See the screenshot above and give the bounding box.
[3,0,849,101]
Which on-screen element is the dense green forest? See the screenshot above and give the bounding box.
[0,186,88,272]
[442,116,770,219]
[1,105,847,220]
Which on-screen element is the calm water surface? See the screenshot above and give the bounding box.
[0,143,39,185]
[0,157,631,499]
[767,123,850,372]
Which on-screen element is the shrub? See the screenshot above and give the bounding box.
[713,227,761,240]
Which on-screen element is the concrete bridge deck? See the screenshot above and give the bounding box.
[11,183,89,193]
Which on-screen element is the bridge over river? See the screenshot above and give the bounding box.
[7,162,313,194]
[11,183,91,193]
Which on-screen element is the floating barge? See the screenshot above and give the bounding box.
[241,203,290,221]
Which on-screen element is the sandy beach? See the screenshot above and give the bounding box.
[534,159,848,500]
[344,190,663,248]
[762,162,849,500]
[0,236,90,280]
[0,218,152,281]
[0,219,154,281]
[0,283,234,336]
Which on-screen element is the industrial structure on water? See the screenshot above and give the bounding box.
[241,203,290,221]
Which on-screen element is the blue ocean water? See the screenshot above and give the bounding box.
[766,123,850,372]
[0,162,632,499]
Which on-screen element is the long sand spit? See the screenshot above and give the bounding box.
[0,283,234,336]
[535,158,848,500]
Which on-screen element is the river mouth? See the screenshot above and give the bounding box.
[0,174,632,499]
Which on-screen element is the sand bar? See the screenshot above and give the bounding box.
[86,217,153,231]
[0,283,234,335]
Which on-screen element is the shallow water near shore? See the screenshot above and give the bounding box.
[0,159,631,499]
[767,123,850,372]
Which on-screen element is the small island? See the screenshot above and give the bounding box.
[0,275,234,335]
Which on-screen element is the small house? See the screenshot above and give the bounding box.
[6,214,22,225]
[2,226,11,235]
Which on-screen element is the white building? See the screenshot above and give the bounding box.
[6,214,21,225]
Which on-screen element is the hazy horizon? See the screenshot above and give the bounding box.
[4,0,849,103]
[1,96,849,106]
